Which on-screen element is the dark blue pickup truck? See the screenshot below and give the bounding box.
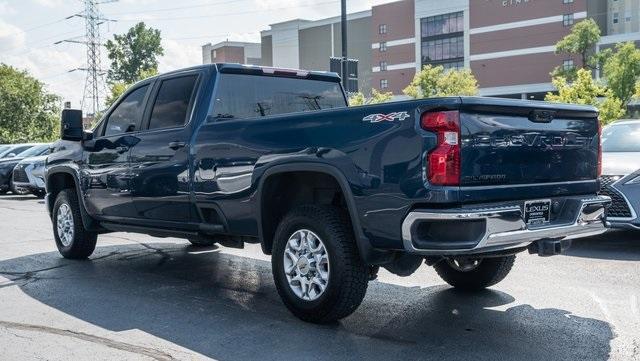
[45,63,610,323]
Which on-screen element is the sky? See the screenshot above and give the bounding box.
[0,0,388,109]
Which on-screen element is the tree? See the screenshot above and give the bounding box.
[105,22,164,84]
[403,65,478,99]
[349,89,393,106]
[601,42,640,107]
[104,68,158,108]
[553,18,601,78]
[0,64,61,143]
[545,68,624,125]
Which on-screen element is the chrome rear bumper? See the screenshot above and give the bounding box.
[401,195,611,255]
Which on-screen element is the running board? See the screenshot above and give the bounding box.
[101,222,199,239]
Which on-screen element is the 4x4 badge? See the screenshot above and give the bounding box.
[362,111,410,123]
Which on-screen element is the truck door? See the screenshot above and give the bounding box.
[128,73,201,224]
[82,83,151,219]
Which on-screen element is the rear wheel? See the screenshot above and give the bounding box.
[434,255,516,291]
[53,189,97,259]
[272,205,369,324]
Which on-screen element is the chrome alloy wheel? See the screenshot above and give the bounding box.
[447,258,482,272]
[283,229,330,301]
[56,203,74,247]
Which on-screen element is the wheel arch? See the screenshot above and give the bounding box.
[46,168,99,231]
[256,162,389,264]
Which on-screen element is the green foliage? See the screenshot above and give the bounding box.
[554,19,601,70]
[602,42,640,107]
[0,64,61,143]
[403,65,478,99]
[349,89,393,106]
[104,68,158,108]
[545,68,624,125]
[105,22,164,84]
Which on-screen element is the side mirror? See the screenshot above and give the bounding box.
[6,153,15,158]
[61,109,84,141]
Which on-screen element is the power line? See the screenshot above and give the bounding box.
[56,0,118,117]
[111,0,340,22]
[104,0,251,16]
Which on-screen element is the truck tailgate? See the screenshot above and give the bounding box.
[457,98,599,202]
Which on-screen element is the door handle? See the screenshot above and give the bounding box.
[115,146,128,154]
[168,141,186,150]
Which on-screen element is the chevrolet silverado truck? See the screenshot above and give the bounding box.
[45,63,610,323]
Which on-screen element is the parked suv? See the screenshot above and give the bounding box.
[45,64,609,323]
[12,154,48,198]
[0,144,50,194]
[600,120,640,230]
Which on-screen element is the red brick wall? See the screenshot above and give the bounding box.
[470,0,587,29]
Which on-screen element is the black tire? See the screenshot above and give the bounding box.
[187,238,216,247]
[272,205,369,324]
[52,189,97,259]
[434,255,516,291]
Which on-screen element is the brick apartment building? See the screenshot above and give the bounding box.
[202,0,640,99]
[201,41,261,65]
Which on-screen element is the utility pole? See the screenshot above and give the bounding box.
[56,0,116,118]
[340,0,348,91]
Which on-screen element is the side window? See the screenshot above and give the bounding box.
[104,85,149,137]
[148,75,199,130]
[12,146,31,154]
[212,74,346,120]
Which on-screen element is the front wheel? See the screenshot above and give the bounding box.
[272,205,369,324]
[53,189,97,259]
[433,255,516,291]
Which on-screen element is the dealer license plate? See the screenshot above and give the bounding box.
[524,199,551,226]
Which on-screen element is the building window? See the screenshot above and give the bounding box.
[379,61,388,71]
[563,0,573,3]
[380,79,388,89]
[563,59,574,71]
[613,12,619,24]
[625,10,632,22]
[379,42,387,52]
[420,11,464,37]
[420,11,465,70]
[379,24,387,34]
[213,50,217,58]
[563,14,574,26]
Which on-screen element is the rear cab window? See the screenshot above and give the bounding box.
[210,73,346,120]
[147,75,199,130]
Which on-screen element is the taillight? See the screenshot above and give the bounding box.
[421,110,461,186]
[597,120,602,177]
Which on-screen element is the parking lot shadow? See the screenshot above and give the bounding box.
[565,230,640,261]
[0,243,614,361]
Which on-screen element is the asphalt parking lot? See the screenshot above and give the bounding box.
[0,195,638,361]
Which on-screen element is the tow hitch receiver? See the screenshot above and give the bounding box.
[528,239,572,257]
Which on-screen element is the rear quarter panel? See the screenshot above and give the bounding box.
[192,98,459,249]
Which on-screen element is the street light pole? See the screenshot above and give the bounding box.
[341,0,348,91]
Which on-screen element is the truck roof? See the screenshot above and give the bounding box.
[153,63,342,83]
